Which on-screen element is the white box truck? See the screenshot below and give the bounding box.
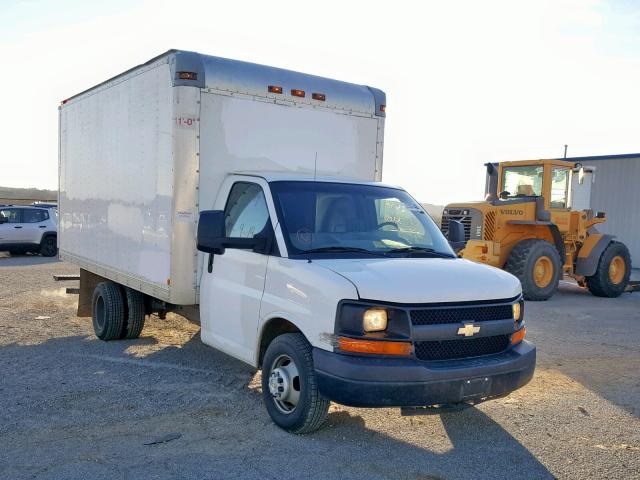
[59,50,535,433]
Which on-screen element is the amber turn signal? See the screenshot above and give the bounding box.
[178,71,198,80]
[511,327,526,345]
[338,337,412,356]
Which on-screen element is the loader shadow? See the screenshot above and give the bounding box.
[1,325,554,480]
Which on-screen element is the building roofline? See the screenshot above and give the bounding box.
[555,153,640,162]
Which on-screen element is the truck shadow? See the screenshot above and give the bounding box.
[1,327,554,480]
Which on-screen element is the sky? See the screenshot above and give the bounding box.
[1,0,639,205]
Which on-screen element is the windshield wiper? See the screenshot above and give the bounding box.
[302,246,385,256]
[385,247,455,258]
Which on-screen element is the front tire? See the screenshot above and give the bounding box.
[92,282,125,340]
[505,239,561,301]
[586,241,631,298]
[261,333,330,434]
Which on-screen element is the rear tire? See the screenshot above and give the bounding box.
[92,282,125,341]
[505,239,561,301]
[586,241,631,298]
[121,287,146,339]
[40,235,57,257]
[261,333,330,434]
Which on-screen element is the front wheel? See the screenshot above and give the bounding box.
[261,333,330,434]
[586,241,631,297]
[505,239,561,301]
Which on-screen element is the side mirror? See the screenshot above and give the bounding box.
[0,216,7,224]
[197,210,270,255]
[578,166,585,184]
[447,220,466,252]
[197,210,225,254]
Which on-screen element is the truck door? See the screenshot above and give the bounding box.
[0,208,24,244]
[199,180,271,364]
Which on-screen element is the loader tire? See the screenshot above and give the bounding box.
[92,282,125,341]
[586,241,631,298]
[121,287,146,339]
[505,239,561,301]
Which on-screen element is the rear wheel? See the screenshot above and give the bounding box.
[92,282,125,340]
[261,333,330,434]
[586,241,631,298]
[40,235,57,257]
[121,287,146,339]
[505,239,561,301]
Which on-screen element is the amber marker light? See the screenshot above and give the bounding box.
[312,92,326,101]
[338,337,412,356]
[178,71,198,80]
[511,327,526,345]
[291,89,305,98]
[268,85,283,94]
[380,104,386,113]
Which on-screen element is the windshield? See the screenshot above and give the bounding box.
[269,181,455,257]
[501,165,543,198]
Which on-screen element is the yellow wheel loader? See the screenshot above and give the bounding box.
[442,159,631,301]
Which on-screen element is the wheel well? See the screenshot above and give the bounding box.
[258,318,301,367]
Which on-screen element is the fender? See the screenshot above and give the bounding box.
[575,233,614,276]
[506,221,566,264]
[40,231,57,241]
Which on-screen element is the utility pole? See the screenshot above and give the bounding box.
[564,144,568,159]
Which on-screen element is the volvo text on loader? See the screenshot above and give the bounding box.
[441,159,631,301]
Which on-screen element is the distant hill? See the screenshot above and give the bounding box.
[0,186,57,204]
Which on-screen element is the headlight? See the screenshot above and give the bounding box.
[363,308,388,332]
[512,301,523,322]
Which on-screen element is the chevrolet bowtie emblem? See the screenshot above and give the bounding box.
[457,323,480,337]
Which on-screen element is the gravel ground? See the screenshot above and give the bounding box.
[0,254,639,480]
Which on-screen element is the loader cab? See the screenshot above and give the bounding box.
[497,159,574,211]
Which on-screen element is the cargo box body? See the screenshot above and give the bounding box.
[59,50,385,305]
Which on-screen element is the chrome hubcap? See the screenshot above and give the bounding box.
[268,354,300,414]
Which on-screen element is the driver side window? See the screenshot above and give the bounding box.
[224,182,270,238]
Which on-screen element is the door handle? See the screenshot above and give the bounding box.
[14,226,22,229]
[39,225,46,228]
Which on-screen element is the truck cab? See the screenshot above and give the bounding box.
[197,172,534,433]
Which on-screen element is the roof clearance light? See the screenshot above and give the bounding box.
[380,104,386,113]
[268,85,283,94]
[178,71,198,80]
[291,89,305,98]
[312,93,326,101]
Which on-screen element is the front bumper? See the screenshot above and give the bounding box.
[314,340,535,407]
